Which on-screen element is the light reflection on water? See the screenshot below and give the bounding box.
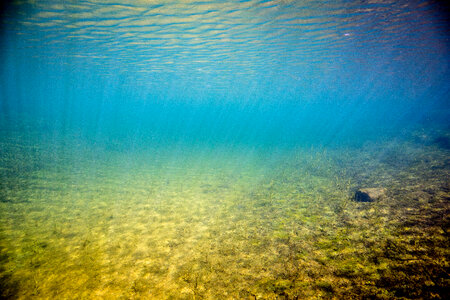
[2,0,448,90]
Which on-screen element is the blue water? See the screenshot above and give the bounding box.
[1,0,448,150]
[0,1,449,299]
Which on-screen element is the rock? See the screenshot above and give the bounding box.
[354,188,386,202]
[433,136,450,150]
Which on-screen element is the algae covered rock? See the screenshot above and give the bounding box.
[354,187,386,202]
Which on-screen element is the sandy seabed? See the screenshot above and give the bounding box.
[1,132,449,299]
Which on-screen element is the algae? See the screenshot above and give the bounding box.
[0,132,449,299]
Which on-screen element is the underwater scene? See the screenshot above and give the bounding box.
[0,0,449,299]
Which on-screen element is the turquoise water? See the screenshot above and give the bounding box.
[1,1,449,299]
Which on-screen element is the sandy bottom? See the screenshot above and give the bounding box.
[0,134,449,299]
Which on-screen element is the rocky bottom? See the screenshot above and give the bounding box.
[0,134,449,299]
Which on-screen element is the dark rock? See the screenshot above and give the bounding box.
[354,188,386,202]
[433,136,450,150]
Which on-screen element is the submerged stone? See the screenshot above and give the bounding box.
[354,188,386,202]
[433,136,450,150]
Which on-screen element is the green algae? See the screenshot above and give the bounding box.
[0,133,449,299]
